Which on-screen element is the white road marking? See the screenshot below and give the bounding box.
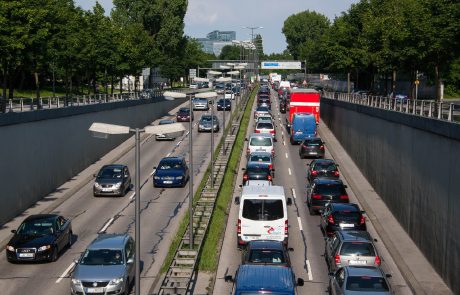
[281,131,284,136]
[283,140,286,146]
[285,153,288,159]
[297,217,303,231]
[150,169,156,176]
[99,217,114,233]
[177,140,182,145]
[56,262,75,283]
[288,168,292,175]
[166,152,171,157]
[306,260,313,281]
[291,188,297,199]
[129,192,136,201]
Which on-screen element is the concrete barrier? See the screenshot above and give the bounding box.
[320,98,460,294]
[0,98,185,226]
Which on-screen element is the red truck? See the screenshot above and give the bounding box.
[287,89,320,128]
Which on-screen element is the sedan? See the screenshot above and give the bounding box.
[176,107,194,122]
[192,98,209,111]
[198,114,219,132]
[320,203,366,236]
[155,119,177,141]
[242,163,273,185]
[217,98,231,111]
[153,157,189,187]
[299,137,325,159]
[93,164,131,197]
[242,240,292,267]
[6,214,72,263]
[329,266,392,295]
[307,159,339,183]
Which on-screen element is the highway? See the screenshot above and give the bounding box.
[212,88,413,295]
[0,98,234,295]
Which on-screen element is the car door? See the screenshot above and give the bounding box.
[331,268,345,295]
[125,238,135,282]
[123,167,131,191]
[321,206,331,231]
[325,235,339,269]
[54,217,67,251]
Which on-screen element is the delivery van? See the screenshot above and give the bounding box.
[235,186,292,247]
[290,113,317,144]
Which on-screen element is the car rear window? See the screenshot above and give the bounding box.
[256,123,274,129]
[315,184,345,195]
[242,199,284,221]
[304,139,322,146]
[346,276,389,292]
[249,155,271,162]
[248,250,286,264]
[250,137,272,147]
[340,242,376,256]
[334,211,360,222]
[314,162,337,170]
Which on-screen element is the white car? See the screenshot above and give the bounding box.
[246,133,274,156]
[224,90,234,100]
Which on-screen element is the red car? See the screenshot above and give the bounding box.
[176,107,194,122]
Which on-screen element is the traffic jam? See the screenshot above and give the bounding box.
[222,79,395,295]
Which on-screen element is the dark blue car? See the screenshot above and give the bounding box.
[153,157,189,188]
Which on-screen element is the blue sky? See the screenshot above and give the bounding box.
[75,0,358,54]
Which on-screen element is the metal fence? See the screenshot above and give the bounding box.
[323,91,460,123]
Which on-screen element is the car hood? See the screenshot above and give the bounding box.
[96,178,122,184]
[73,264,126,281]
[9,234,56,248]
[155,169,184,177]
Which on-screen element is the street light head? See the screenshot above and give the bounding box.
[89,122,130,136]
[208,70,222,75]
[163,91,186,100]
[219,65,231,69]
[193,77,210,82]
[227,71,240,76]
[144,123,186,137]
[195,92,218,99]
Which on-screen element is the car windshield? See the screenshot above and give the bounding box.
[314,162,337,170]
[179,108,189,114]
[242,199,284,221]
[346,276,389,292]
[340,242,376,256]
[17,218,55,235]
[334,210,360,222]
[248,250,286,264]
[247,167,270,174]
[80,249,124,265]
[158,161,183,170]
[98,167,123,179]
[249,155,271,162]
[257,123,274,129]
[315,184,344,195]
[201,116,215,122]
[250,137,272,147]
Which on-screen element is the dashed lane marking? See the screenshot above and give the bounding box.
[288,168,292,175]
[297,216,303,231]
[285,153,288,159]
[291,188,297,199]
[306,260,313,281]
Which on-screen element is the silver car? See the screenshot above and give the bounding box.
[198,114,219,132]
[329,266,393,295]
[247,151,274,171]
[192,98,209,111]
[71,234,135,295]
[155,119,177,141]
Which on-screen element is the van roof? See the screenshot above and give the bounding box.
[241,185,284,197]
[290,88,319,94]
[236,265,294,292]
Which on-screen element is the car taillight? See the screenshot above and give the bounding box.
[311,170,318,176]
[328,215,335,224]
[333,170,340,177]
[271,150,275,156]
[320,145,324,150]
[335,254,341,265]
[359,215,366,225]
[243,174,248,181]
[269,130,275,134]
[246,148,250,154]
[237,219,241,234]
[312,194,322,200]
[255,129,260,133]
[284,220,288,235]
[268,175,272,181]
[375,255,381,266]
[340,195,349,201]
[268,164,273,169]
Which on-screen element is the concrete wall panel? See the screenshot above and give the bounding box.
[320,98,460,294]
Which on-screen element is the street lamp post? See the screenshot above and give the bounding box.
[216,76,232,155]
[88,92,186,295]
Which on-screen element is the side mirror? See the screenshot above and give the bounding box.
[11,229,16,234]
[344,185,348,188]
[245,138,248,141]
[336,164,340,167]
[153,166,157,170]
[271,168,275,172]
[361,211,366,214]
[306,163,310,166]
[224,275,234,282]
[74,259,79,264]
[287,198,292,206]
[288,247,294,251]
[234,197,240,205]
[241,168,246,171]
[386,274,392,278]
[127,258,134,264]
[93,174,97,178]
[374,238,378,242]
[297,278,304,287]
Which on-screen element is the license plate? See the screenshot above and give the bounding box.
[295,131,303,134]
[349,260,366,265]
[163,181,173,184]
[101,188,112,192]
[340,223,354,228]
[19,253,34,258]
[86,287,104,293]
[308,152,317,155]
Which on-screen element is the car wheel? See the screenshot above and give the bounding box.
[67,231,73,248]
[308,204,315,215]
[49,247,58,262]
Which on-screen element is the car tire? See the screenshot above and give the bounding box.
[67,231,73,248]
[49,247,58,262]
[308,203,315,216]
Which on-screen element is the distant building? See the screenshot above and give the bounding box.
[197,30,236,56]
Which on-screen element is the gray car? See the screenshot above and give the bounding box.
[93,165,131,197]
[71,234,135,295]
[325,231,380,272]
[155,119,177,141]
[192,98,209,111]
[329,266,393,295]
[198,114,219,132]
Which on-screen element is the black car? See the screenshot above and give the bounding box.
[279,99,286,113]
[176,107,194,122]
[307,159,339,183]
[93,164,131,197]
[320,203,366,236]
[217,98,231,111]
[299,137,325,159]
[242,240,292,267]
[307,178,349,215]
[6,214,72,263]
[242,163,273,185]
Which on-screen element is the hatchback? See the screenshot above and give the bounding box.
[329,266,392,295]
[192,98,209,111]
[299,137,325,159]
[217,98,231,111]
[153,157,189,188]
[254,106,271,120]
[254,121,276,138]
[325,231,381,272]
[93,164,131,197]
[320,203,366,236]
[71,234,135,295]
[247,151,274,170]
[242,163,273,185]
[307,159,339,183]
[242,240,292,267]
[246,133,274,156]
[176,107,193,122]
[307,178,349,215]
[198,114,219,132]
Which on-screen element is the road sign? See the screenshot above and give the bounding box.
[189,69,197,78]
[261,61,301,70]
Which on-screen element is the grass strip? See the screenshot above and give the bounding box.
[198,86,258,271]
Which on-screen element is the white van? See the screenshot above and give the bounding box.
[235,186,292,248]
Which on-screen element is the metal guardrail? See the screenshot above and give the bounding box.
[323,91,460,123]
[157,87,253,295]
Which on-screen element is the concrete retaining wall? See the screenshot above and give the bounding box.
[0,98,185,225]
[320,98,460,294]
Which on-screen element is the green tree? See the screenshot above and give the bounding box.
[219,45,240,60]
[254,34,264,60]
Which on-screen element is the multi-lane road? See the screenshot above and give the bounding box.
[0,98,234,295]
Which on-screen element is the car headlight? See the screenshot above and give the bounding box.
[199,125,204,128]
[176,176,183,180]
[6,245,14,251]
[94,182,101,189]
[37,245,51,252]
[154,176,160,180]
[113,182,122,189]
[108,277,124,285]
[71,278,82,286]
